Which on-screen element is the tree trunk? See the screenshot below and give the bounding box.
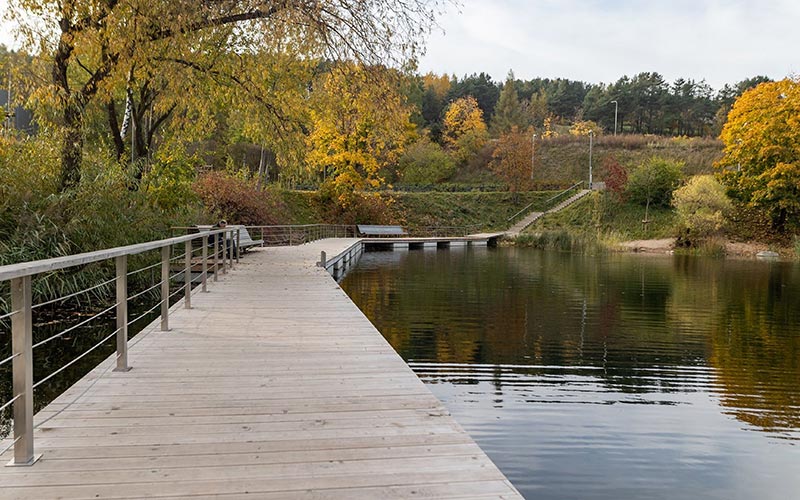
[107,99,125,161]
[59,104,83,190]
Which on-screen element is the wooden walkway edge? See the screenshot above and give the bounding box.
[0,239,521,499]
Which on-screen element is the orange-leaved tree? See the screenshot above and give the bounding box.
[489,127,533,192]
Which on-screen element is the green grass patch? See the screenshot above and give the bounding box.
[530,192,677,241]
[389,191,556,231]
[278,189,560,231]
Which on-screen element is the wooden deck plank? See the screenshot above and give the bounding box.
[0,239,520,498]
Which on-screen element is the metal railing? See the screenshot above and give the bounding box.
[0,227,241,466]
[407,224,484,238]
[506,181,585,225]
[172,224,358,247]
[246,224,357,246]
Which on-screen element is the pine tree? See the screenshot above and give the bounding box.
[491,71,527,135]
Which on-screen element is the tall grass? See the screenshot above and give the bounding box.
[0,136,204,310]
[513,230,611,253]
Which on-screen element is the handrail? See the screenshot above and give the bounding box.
[542,180,585,207]
[0,227,241,466]
[507,181,585,223]
[0,230,228,282]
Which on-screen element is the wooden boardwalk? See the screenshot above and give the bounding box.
[0,239,521,499]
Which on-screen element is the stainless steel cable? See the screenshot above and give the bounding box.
[0,352,20,369]
[32,328,119,390]
[32,303,117,350]
[127,299,164,327]
[0,309,19,321]
[126,260,161,277]
[0,436,21,456]
[128,280,163,301]
[0,394,21,414]
[32,277,116,310]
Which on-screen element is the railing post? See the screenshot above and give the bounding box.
[9,275,39,466]
[161,245,170,331]
[261,227,265,247]
[114,256,130,372]
[201,234,208,292]
[236,229,241,264]
[318,251,327,268]
[289,226,293,246]
[184,240,192,309]
[213,232,219,281]
[222,230,229,274]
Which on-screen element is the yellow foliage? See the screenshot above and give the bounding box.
[307,62,413,209]
[569,120,602,136]
[422,72,451,100]
[443,96,487,146]
[442,96,488,164]
[672,174,731,240]
[542,116,559,138]
[718,78,800,228]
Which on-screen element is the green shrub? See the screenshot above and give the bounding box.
[626,157,684,208]
[144,144,199,210]
[672,175,732,246]
[398,137,456,184]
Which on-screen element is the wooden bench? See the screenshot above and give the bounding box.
[357,225,408,237]
[193,225,264,253]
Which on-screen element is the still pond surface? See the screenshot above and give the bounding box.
[340,247,800,500]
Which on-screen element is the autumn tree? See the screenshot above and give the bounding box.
[569,120,602,136]
[306,63,413,209]
[490,127,532,192]
[442,95,488,164]
[9,0,443,191]
[602,155,627,201]
[718,78,800,231]
[673,175,732,244]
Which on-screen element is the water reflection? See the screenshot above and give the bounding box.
[341,247,800,500]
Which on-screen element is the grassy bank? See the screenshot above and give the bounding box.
[531,192,677,240]
[534,135,722,184]
[389,191,555,230]
[449,134,723,186]
[279,190,559,232]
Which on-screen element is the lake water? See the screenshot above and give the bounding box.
[340,247,800,500]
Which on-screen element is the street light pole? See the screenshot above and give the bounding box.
[611,100,618,136]
[531,132,537,181]
[588,130,594,189]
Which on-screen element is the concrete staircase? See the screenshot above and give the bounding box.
[505,189,592,237]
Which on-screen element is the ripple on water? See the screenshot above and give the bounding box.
[341,248,800,500]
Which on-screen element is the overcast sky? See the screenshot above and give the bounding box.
[419,0,799,89]
[1,0,797,90]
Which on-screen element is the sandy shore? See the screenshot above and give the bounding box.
[619,238,781,259]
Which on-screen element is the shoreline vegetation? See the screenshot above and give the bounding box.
[507,191,800,261]
[2,29,799,273]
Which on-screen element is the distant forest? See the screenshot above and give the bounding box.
[414,71,770,139]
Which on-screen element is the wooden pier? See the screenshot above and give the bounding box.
[0,238,520,498]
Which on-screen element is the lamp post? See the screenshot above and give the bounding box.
[531,133,537,181]
[588,130,594,189]
[611,100,618,136]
